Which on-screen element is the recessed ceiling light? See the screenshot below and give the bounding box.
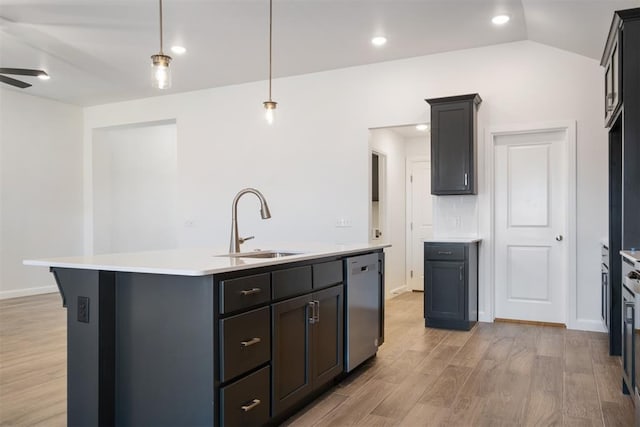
[416,124,429,131]
[492,14,510,25]
[371,36,387,47]
[171,46,186,55]
[37,73,50,80]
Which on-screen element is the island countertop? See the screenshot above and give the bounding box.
[24,243,390,276]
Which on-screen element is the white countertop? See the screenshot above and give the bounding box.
[423,238,482,243]
[24,243,390,276]
[621,250,640,269]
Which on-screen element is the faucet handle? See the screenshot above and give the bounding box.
[239,236,255,244]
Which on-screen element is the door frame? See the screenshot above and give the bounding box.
[369,150,387,243]
[484,121,577,328]
[405,156,429,291]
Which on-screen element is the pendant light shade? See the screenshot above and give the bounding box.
[151,0,172,89]
[151,54,171,89]
[264,0,277,124]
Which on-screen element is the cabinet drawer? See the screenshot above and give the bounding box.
[313,261,343,290]
[220,273,271,314]
[220,366,270,427]
[425,244,465,261]
[220,307,270,382]
[272,266,312,300]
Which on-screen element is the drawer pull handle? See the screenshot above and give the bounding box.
[437,251,452,255]
[240,399,261,412]
[240,337,261,347]
[240,288,261,296]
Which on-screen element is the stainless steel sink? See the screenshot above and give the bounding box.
[217,250,302,259]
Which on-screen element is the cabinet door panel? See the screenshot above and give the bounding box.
[431,103,471,194]
[425,261,465,320]
[312,285,344,389]
[271,294,313,416]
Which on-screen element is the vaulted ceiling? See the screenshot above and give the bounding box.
[0,0,637,106]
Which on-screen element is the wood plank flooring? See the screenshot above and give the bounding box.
[0,291,634,426]
[285,292,635,427]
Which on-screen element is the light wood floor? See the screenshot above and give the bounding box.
[285,292,635,427]
[0,292,635,426]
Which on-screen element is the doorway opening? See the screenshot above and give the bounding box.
[369,124,432,298]
[92,120,178,254]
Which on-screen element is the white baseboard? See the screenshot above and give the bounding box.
[478,311,492,323]
[0,285,58,300]
[390,285,408,295]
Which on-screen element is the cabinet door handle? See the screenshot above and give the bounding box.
[437,251,452,255]
[240,337,261,348]
[459,267,464,281]
[240,399,261,412]
[464,173,468,187]
[314,300,320,323]
[240,288,261,296]
[308,301,316,324]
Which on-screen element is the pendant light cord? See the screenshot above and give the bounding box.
[159,0,164,54]
[268,0,273,101]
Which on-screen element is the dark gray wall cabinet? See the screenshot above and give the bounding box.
[425,94,482,195]
[424,241,478,330]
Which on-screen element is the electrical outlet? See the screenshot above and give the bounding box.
[77,296,90,323]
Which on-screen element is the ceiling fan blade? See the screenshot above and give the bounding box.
[0,74,32,88]
[0,68,47,77]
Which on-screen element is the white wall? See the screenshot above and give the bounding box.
[83,40,607,329]
[93,122,178,254]
[0,89,83,298]
[405,136,429,159]
[370,128,407,296]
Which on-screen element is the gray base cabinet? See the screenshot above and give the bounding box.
[52,250,381,427]
[424,241,478,330]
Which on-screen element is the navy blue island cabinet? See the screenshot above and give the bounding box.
[43,247,385,427]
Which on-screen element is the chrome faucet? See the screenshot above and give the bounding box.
[229,188,272,253]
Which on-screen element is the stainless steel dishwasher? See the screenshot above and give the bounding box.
[345,253,381,372]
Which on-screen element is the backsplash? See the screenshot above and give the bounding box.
[433,195,479,238]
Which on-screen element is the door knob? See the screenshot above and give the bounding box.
[555,235,563,242]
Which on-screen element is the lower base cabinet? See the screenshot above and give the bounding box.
[220,367,270,427]
[424,241,479,331]
[271,284,344,417]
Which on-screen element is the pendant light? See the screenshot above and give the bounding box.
[151,0,172,89]
[263,0,277,124]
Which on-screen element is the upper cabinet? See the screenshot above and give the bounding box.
[603,25,622,127]
[426,94,482,195]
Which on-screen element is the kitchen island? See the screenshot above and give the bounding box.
[25,244,388,427]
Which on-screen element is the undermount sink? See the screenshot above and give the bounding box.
[217,250,303,259]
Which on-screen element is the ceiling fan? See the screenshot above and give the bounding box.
[0,68,49,89]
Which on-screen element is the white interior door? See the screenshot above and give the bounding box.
[494,129,568,323]
[407,159,433,291]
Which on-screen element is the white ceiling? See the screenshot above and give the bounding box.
[0,0,637,106]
